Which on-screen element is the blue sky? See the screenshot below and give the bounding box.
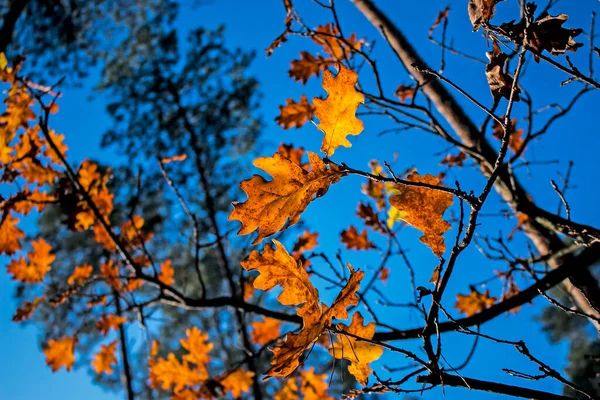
[2,0,599,399]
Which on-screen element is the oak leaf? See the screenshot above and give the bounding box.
[158,259,175,285]
[96,314,127,336]
[229,151,343,244]
[160,154,187,163]
[429,6,450,37]
[0,213,24,255]
[330,312,384,385]
[379,267,390,285]
[486,40,520,102]
[468,0,502,30]
[276,95,315,129]
[289,52,333,84]
[7,238,54,282]
[92,340,118,375]
[312,24,363,60]
[291,230,319,254]
[44,336,77,372]
[492,118,525,154]
[13,296,46,322]
[395,84,415,103]
[220,369,255,398]
[341,226,376,250]
[440,152,467,167]
[277,143,310,171]
[389,172,453,257]
[301,367,333,400]
[357,202,385,234]
[100,260,122,290]
[251,317,283,346]
[67,263,93,286]
[150,353,204,393]
[180,326,213,379]
[313,65,364,156]
[455,286,497,316]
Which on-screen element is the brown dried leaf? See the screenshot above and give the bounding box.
[276,95,315,129]
[289,52,333,84]
[341,226,376,250]
[455,286,497,317]
[485,40,521,102]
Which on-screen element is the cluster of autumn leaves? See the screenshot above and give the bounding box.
[3,0,584,395]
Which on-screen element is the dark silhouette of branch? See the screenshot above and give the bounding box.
[0,0,29,54]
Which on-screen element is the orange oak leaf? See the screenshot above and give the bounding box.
[330,312,384,385]
[440,152,467,167]
[149,353,204,393]
[242,239,321,320]
[292,230,319,254]
[276,95,315,129]
[312,24,363,60]
[7,238,54,282]
[100,260,122,290]
[44,336,77,372]
[96,314,127,336]
[158,260,175,285]
[492,118,525,154]
[389,172,453,257]
[289,52,333,84]
[274,375,299,400]
[229,151,343,244]
[243,278,255,301]
[42,129,68,164]
[277,143,310,171]
[313,65,364,156]
[395,84,415,103]
[180,327,213,379]
[67,263,93,286]
[379,267,390,285]
[92,340,118,375]
[0,213,25,255]
[12,187,56,215]
[251,317,283,345]
[301,367,333,400]
[13,296,46,322]
[341,226,376,250]
[455,286,497,317]
[220,369,255,398]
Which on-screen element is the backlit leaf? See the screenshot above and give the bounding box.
[251,317,283,346]
[0,213,25,255]
[92,340,118,375]
[389,172,453,257]
[341,226,376,250]
[44,336,77,372]
[276,95,315,129]
[229,151,343,244]
[67,263,93,286]
[330,312,384,385]
[455,286,497,316]
[313,65,364,156]
[158,260,175,285]
[96,314,127,336]
[7,238,54,283]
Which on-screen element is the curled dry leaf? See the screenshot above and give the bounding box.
[313,65,364,157]
[429,6,450,37]
[468,0,503,31]
[341,225,376,250]
[276,95,315,129]
[229,151,343,244]
[330,312,384,385]
[389,172,453,257]
[455,286,497,317]
[485,40,521,102]
[394,84,415,103]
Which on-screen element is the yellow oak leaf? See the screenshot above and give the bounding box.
[7,238,54,283]
[330,312,384,386]
[313,65,364,156]
[92,340,118,375]
[0,213,25,255]
[341,226,375,250]
[96,314,127,336]
[389,172,453,257]
[67,263,93,285]
[44,336,77,372]
[220,369,255,398]
[251,317,283,346]
[229,151,343,244]
[276,95,315,129]
[455,286,497,317]
[158,259,175,285]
